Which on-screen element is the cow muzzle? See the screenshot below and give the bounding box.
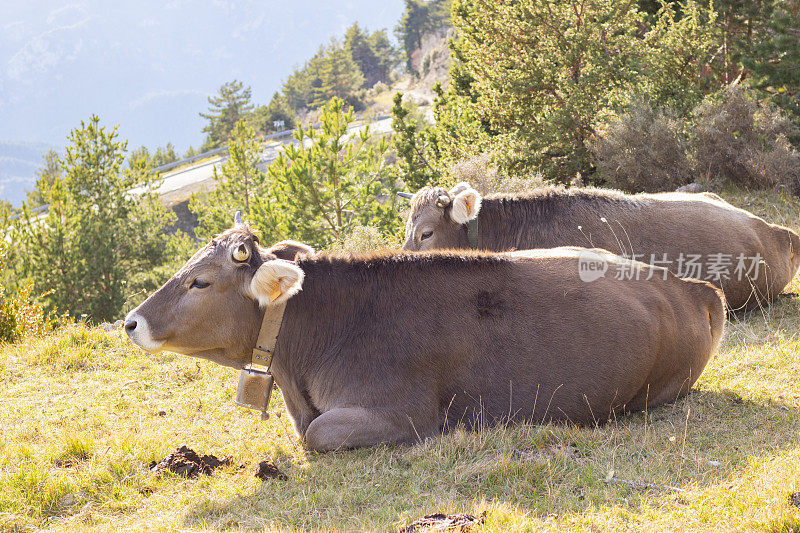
[123,312,165,352]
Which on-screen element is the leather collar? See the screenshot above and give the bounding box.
[251,301,287,371]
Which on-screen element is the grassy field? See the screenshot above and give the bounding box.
[1,189,799,532]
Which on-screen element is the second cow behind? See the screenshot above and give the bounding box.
[402,183,800,311]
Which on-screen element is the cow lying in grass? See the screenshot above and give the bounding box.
[401,183,800,311]
[125,220,725,452]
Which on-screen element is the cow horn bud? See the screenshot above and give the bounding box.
[234,210,243,227]
[436,195,450,208]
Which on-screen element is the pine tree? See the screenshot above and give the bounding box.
[391,92,441,190]
[345,23,376,87]
[253,98,399,248]
[712,0,773,83]
[17,116,174,320]
[152,143,178,167]
[746,0,800,128]
[200,80,254,151]
[641,1,722,115]
[367,29,400,83]
[251,92,297,135]
[128,146,151,169]
[344,24,398,87]
[395,0,452,72]
[192,120,272,241]
[312,40,365,109]
[396,0,738,183]
[129,143,179,170]
[282,51,321,111]
[25,149,61,207]
[437,0,642,180]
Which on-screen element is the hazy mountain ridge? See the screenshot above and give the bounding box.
[0,0,405,207]
[0,141,54,206]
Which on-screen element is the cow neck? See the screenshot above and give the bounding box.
[467,216,479,249]
[251,301,287,371]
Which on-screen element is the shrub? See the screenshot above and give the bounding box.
[0,243,52,343]
[591,101,691,193]
[0,284,52,343]
[692,86,800,191]
[692,87,761,185]
[332,225,397,253]
[371,81,388,95]
[748,135,800,195]
[447,156,547,195]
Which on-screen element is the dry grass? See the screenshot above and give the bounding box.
[1,189,799,532]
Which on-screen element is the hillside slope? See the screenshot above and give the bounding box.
[1,188,800,531]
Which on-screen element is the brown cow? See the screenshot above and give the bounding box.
[125,222,725,452]
[402,183,800,311]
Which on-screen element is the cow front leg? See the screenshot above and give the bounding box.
[303,407,429,452]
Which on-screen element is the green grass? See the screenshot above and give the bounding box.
[1,189,799,532]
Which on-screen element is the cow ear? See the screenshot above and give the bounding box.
[249,259,304,307]
[449,187,482,224]
[448,181,473,197]
[265,240,315,262]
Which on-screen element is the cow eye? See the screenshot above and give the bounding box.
[421,230,433,241]
[190,279,210,289]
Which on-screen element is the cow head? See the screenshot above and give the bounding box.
[402,182,482,251]
[124,214,314,369]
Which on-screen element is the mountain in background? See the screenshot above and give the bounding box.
[0,141,55,207]
[0,0,404,206]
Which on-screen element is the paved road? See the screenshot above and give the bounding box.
[21,115,396,222]
[138,116,394,206]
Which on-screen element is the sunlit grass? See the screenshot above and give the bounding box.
[1,189,799,531]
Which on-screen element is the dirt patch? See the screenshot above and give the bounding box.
[255,459,288,481]
[789,492,800,507]
[149,446,231,478]
[400,512,486,532]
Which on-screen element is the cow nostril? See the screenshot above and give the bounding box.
[124,319,137,333]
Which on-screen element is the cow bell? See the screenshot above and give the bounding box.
[235,367,274,420]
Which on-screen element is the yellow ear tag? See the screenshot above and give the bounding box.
[269,281,283,302]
